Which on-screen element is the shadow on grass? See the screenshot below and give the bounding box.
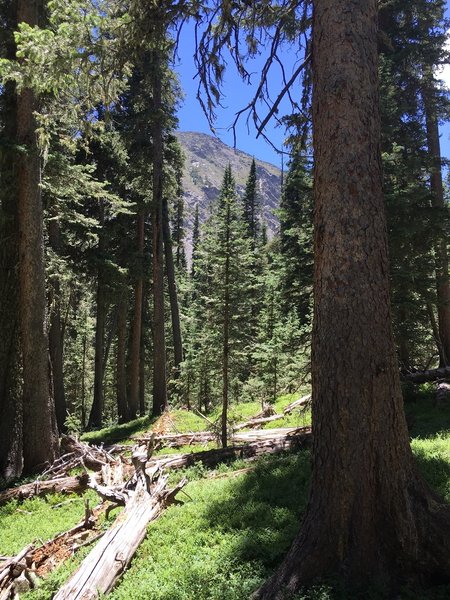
[403,384,450,438]
[203,451,310,572]
[80,415,157,445]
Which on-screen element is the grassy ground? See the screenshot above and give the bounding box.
[1,390,449,599]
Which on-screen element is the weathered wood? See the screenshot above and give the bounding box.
[283,394,311,414]
[53,474,186,599]
[147,427,312,472]
[400,366,450,384]
[234,413,285,431]
[0,473,91,506]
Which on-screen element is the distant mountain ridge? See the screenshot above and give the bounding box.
[177,131,282,252]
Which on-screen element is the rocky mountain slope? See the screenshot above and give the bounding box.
[177,131,282,252]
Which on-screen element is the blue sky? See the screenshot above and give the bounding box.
[174,4,450,169]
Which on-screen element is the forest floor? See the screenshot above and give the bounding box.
[0,387,449,600]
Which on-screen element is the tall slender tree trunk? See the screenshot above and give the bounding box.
[422,72,450,366]
[17,0,58,472]
[128,211,145,419]
[139,281,147,416]
[255,2,450,597]
[221,202,231,449]
[0,72,23,482]
[88,203,106,429]
[162,195,183,371]
[151,49,167,416]
[48,210,67,432]
[116,293,128,423]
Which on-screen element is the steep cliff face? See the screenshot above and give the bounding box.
[177,131,282,252]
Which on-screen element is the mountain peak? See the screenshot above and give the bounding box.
[177,131,282,251]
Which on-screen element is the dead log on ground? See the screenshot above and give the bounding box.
[400,366,450,384]
[147,427,312,472]
[53,470,186,599]
[234,413,285,431]
[135,431,217,448]
[0,502,105,599]
[283,394,311,414]
[0,473,92,506]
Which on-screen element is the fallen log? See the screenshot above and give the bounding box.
[147,427,312,472]
[0,473,91,506]
[53,472,186,599]
[400,366,450,384]
[0,502,105,599]
[151,431,217,447]
[283,394,311,414]
[234,413,285,431]
[59,435,120,472]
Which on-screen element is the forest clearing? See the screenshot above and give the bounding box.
[1,391,449,599]
[2,0,450,598]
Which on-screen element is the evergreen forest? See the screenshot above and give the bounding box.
[1,1,450,599]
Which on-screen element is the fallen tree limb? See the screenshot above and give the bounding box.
[283,394,311,414]
[234,413,285,431]
[0,473,92,506]
[0,501,104,599]
[400,366,450,384]
[147,427,312,472]
[53,472,186,599]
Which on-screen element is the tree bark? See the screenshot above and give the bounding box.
[88,203,107,429]
[162,195,183,372]
[17,0,58,473]
[128,211,145,419]
[48,209,67,432]
[0,73,23,483]
[221,200,231,449]
[422,71,450,366]
[116,293,128,423]
[151,48,168,416]
[255,2,450,597]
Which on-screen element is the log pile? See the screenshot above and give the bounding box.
[147,427,312,472]
[0,502,104,599]
[53,452,186,600]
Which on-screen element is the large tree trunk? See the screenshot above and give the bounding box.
[422,71,450,366]
[116,293,128,423]
[0,73,23,483]
[128,211,145,419]
[162,195,183,372]
[255,2,450,598]
[151,48,168,416]
[17,0,58,473]
[48,209,67,432]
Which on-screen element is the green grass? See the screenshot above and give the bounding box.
[81,415,155,445]
[7,390,450,600]
[0,491,100,556]
[109,451,311,600]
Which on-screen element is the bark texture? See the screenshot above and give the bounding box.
[17,0,58,472]
[128,211,145,419]
[151,48,168,416]
[88,203,106,429]
[162,195,183,372]
[0,75,23,483]
[48,210,67,432]
[255,2,450,597]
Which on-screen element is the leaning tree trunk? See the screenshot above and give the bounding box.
[151,47,168,416]
[422,70,450,366]
[17,0,58,473]
[0,76,23,483]
[255,2,450,598]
